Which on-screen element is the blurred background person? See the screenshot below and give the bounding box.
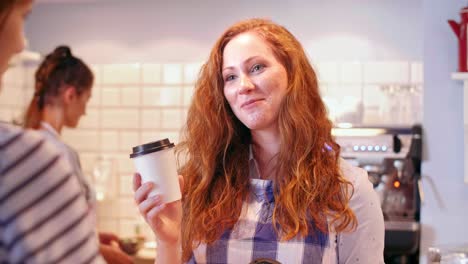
[23,45,132,264]
[0,0,104,263]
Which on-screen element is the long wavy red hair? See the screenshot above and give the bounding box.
[177,18,356,261]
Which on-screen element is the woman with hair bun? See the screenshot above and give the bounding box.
[24,45,133,264]
[24,45,95,203]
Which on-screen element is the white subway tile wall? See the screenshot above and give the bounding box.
[1,60,423,240]
[162,64,183,84]
[340,62,363,83]
[315,62,339,83]
[101,109,140,129]
[0,108,13,122]
[363,61,410,84]
[102,64,141,84]
[142,64,162,84]
[101,87,121,106]
[120,86,141,106]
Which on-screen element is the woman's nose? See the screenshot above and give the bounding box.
[239,74,254,94]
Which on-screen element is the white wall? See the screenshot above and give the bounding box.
[26,0,422,63]
[420,0,468,263]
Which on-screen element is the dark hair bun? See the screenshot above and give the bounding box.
[52,45,72,59]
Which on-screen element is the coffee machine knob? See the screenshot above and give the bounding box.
[393,160,404,180]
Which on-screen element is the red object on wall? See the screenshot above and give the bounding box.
[449,7,468,72]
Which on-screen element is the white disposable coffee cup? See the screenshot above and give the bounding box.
[130,138,181,203]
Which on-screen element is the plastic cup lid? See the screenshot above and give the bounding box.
[130,138,175,158]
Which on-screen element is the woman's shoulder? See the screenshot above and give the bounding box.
[338,158,376,203]
[338,158,368,187]
[38,127,68,151]
[0,121,20,135]
[336,159,385,263]
[0,123,60,158]
[1,123,42,142]
[1,123,31,145]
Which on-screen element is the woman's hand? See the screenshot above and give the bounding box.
[98,231,120,245]
[133,173,183,245]
[100,244,134,264]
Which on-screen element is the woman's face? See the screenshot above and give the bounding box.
[0,0,33,78]
[64,88,92,128]
[222,32,288,132]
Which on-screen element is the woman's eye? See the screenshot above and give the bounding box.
[251,64,264,72]
[225,75,236,82]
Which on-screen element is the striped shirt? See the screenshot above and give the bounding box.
[0,123,104,264]
[189,153,384,264]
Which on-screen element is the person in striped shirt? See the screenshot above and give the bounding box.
[0,0,104,263]
[134,18,384,264]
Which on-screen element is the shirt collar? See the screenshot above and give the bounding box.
[248,144,275,202]
[248,144,255,161]
[248,145,261,179]
[40,121,60,138]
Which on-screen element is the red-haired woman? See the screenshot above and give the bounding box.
[134,18,384,264]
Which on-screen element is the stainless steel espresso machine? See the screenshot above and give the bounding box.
[334,125,423,264]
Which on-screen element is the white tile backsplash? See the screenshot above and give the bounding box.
[62,129,100,152]
[88,86,102,107]
[97,219,119,234]
[159,131,180,144]
[91,65,103,86]
[142,87,161,106]
[2,67,25,86]
[118,198,140,218]
[116,154,136,174]
[162,64,183,84]
[101,87,121,106]
[101,109,139,129]
[141,131,161,143]
[79,152,100,175]
[141,109,161,129]
[159,86,182,106]
[315,62,339,83]
[119,174,134,196]
[183,86,195,106]
[340,62,363,83]
[120,86,141,106]
[363,61,410,84]
[161,109,183,129]
[102,64,141,84]
[183,62,203,84]
[119,219,144,238]
[142,64,162,84]
[119,131,140,152]
[100,130,119,151]
[0,108,13,122]
[25,67,37,88]
[96,200,119,219]
[0,86,25,106]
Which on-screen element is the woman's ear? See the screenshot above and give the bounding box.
[62,86,77,105]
